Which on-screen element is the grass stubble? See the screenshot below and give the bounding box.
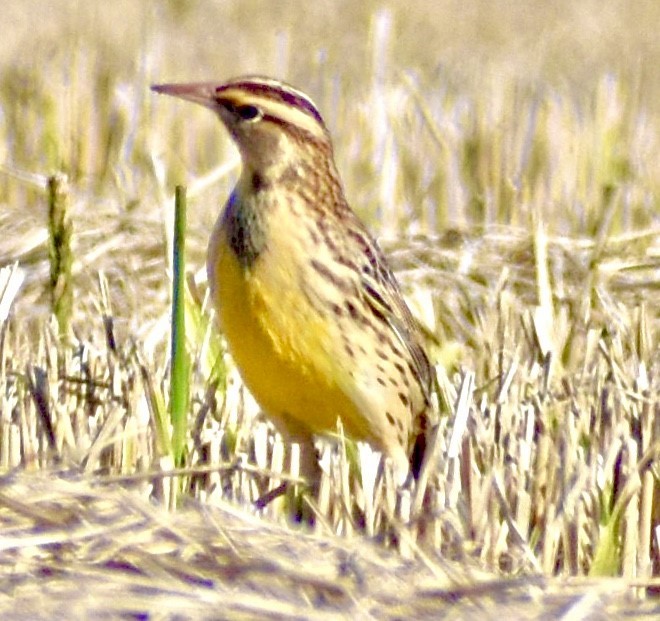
[0,1,658,618]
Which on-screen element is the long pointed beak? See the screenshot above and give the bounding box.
[151,82,219,110]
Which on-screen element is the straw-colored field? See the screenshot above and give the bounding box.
[0,1,658,618]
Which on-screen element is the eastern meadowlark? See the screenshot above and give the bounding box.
[152,76,434,486]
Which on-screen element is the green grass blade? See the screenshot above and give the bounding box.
[170,184,190,467]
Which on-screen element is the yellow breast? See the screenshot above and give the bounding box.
[207,218,371,441]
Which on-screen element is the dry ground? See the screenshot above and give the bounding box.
[0,1,658,618]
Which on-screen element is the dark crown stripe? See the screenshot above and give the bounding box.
[217,79,325,126]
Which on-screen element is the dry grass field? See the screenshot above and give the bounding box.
[0,1,658,618]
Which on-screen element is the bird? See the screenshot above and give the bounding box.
[152,76,434,488]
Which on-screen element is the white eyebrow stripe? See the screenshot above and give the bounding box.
[220,84,328,141]
[226,76,317,106]
[258,97,327,139]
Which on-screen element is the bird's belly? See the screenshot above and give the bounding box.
[209,234,371,440]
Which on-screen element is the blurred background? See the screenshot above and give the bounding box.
[0,2,657,593]
[1,0,658,334]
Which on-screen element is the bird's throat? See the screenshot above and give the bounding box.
[223,188,268,268]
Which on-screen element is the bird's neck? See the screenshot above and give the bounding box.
[222,186,268,269]
[223,155,346,269]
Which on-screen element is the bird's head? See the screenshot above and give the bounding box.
[152,76,332,180]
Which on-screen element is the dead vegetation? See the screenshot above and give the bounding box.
[0,1,659,618]
[0,471,657,619]
[0,218,657,617]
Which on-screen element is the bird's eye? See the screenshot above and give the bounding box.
[235,104,261,121]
